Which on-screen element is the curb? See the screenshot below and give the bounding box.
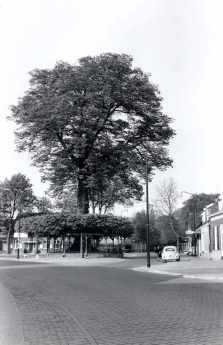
[183,275,223,281]
[132,267,182,277]
[132,267,223,281]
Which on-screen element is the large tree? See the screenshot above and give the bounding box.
[132,209,161,247]
[9,53,175,214]
[180,193,219,231]
[153,177,181,250]
[0,173,36,253]
[156,214,182,246]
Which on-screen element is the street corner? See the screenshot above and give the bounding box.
[132,266,183,277]
[183,274,223,282]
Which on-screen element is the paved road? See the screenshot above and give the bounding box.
[1,256,223,345]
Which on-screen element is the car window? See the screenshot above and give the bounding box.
[165,248,175,251]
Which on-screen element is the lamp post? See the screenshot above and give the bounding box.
[146,143,150,267]
[17,195,21,259]
[114,136,150,265]
[181,191,196,256]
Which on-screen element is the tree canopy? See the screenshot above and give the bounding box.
[132,209,161,246]
[15,213,134,239]
[9,53,175,214]
[153,177,181,249]
[0,173,36,253]
[180,193,219,230]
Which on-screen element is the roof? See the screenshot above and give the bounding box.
[194,228,201,234]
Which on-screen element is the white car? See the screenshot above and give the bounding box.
[162,246,180,263]
[184,247,195,256]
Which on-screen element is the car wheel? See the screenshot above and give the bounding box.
[163,260,167,263]
[188,252,193,256]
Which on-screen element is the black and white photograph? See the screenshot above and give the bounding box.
[0,1,223,344]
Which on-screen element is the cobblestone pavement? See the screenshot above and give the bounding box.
[1,258,223,344]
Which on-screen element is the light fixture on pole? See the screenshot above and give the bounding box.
[146,142,150,268]
[180,190,196,256]
[17,195,21,260]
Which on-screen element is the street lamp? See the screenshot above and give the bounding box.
[115,137,150,266]
[146,142,150,267]
[180,191,196,256]
[17,195,21,259]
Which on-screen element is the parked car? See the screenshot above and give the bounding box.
[123,245,131,253]
[183,247,195,256]
[162,246,180,263]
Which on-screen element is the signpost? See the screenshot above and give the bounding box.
[186,230,194,235]
[14,232,28,238]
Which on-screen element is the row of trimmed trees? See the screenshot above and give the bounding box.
[15,213,134,239]
[0,173,134,253]
[14,213,134,254]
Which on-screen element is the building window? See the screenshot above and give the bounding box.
[55,240,60,249]
[205,231,209,251]
[220,224,223,250]
[214,226,219,250]
[217,225,221,250]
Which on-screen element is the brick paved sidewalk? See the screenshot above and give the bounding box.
[134,255,223,281]
[0,253,125,267]
[0,281,24,345]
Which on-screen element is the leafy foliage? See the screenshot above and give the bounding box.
[15,213,70,238]
[35,196,53,213]
[132,209,161,246]
[88,176,142,214]
[0,174,36,253]
[180,193,219,231]
[156,214,182,245]
[16,213,134,239]
[153,177,181,249]
[52,190,78,215]
[9,53,175,214]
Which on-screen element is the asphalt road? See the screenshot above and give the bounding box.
[1,256,223,345]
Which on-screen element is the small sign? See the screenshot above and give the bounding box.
[186,230,194,235]
[14,232,28,238]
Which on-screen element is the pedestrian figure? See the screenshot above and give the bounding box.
[156,246,161,261]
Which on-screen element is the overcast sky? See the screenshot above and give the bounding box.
[1,0,223,215]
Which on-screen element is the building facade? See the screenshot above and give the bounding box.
[195,197,223,260]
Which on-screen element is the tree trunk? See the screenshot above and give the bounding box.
[63,236,66,256]
[7,220,14,254]
[85,236,88,257]
[176,235,179,252]
[80,233,83,257]
[68,236,71,252]
[7,228,11,254]
[36,236,39,255]
[77,178,89,214]
[47,236,50,255]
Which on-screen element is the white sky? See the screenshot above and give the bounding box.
[0,0,223,215]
